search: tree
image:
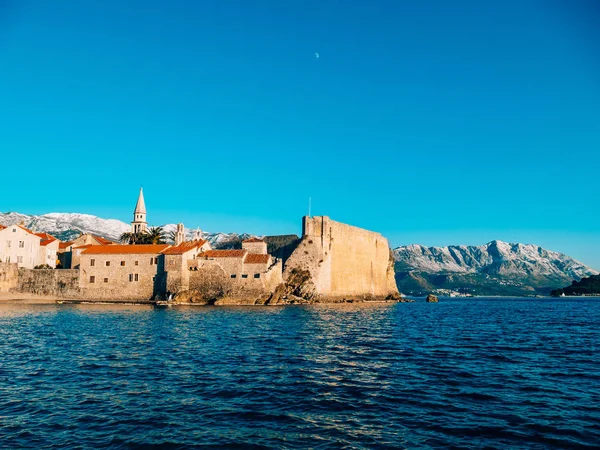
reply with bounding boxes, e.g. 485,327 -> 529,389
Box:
167,229 -> 178,244
145,227 -> 166,245
120,232 -> 139,244
120,227 -> 166,245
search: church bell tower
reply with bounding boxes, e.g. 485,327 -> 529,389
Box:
132,188 -> 148,234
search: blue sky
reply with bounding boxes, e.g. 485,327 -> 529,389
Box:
1,1 -> 599,267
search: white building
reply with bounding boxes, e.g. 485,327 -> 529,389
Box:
0,224 -> 42,269
36,232 -> 60,268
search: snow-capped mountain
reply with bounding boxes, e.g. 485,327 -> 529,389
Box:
393,241 -> 598,296
0,212 -> 255,248
0,212 -> 130,242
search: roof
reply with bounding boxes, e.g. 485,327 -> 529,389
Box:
17,225 -> 36,235
134,188 -> 146,214
201,249 -> 247,259
243,237 -> 265,243
82,244 -> 170,255
244,254 -> 270,264
36,232 -> 59,247
161,240 -> 208,255
72,244 -> 93,250
59,241 -> 73,250
92,235 -> 116,245
0,224 -> 36,234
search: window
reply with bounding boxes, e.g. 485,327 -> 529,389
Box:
231,274 -> 237,278
18,241 -> 24,248
135,261 -> 139,266
154,257 -> 158,265
129,274 -> 133,282
150,258 -> 154,265
103,278 -> 109,283
120,261 -> 125,266
254,273 -> 260,279
17,256 -> 23,263
6,256 -> 10,263
90,276 -> 95,283
90,259 -> 95,267
134,274 -> 139,282
241,274 -> 248,279
12,228 -> 16,232
106,261 -> 111,267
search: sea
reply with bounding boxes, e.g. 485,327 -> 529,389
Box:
0,297 -> 598,449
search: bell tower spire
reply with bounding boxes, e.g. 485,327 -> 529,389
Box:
131,187 -> 148,234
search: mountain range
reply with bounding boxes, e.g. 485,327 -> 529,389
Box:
393,241 -> 598,296
2,211 -> 597,296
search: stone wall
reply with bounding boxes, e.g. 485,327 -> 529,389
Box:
17,269 -> 80,297
242,241 -> 267,254
283,216 -> 399,301
181,259 -> 283,304
0,262 -> 18,292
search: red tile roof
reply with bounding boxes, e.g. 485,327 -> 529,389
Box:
81,244 -> 171,255
93,235 -> 116,245
36,232 -> 59,247
17,225 -> 36,235
0,224 -> 35,234
59,241 -> 73,250
243,237 -> 265,243
161,240 -> 208,255
201,249 -> 247,259
244,254 -> 270,264
73,244 -> 93,250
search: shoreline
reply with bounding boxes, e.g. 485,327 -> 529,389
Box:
1,293 -> 599,306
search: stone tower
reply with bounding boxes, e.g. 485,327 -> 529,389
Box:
131,188 -> 148,234
175,223 -> 185,245
193,228 -> 202,241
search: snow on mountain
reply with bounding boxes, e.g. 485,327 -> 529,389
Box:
0,212 -> 255,248
0,212 -> 130,242
160,223 -> 255,248
393,240 -> 598,281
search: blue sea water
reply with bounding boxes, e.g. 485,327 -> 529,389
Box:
0,298 -> 599,449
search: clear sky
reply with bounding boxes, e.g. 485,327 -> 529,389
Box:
1,1 -> 599,267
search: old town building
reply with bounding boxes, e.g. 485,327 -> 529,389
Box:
36,232 -> 60,268
0,224 -> 42,269
79,244 -> 170,300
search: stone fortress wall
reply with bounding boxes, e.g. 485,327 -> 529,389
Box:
184,258 -> 283,304
283,216 -> 399,301
16,268 -> 80,297
0,262 -> 18,292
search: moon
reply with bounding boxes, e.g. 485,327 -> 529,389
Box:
315,52 -> 319,59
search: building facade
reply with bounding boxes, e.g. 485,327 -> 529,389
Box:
36,232 -> 60,268
0,224 -> 42,269
79,244 -> 170,300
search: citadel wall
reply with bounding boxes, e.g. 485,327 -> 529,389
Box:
17,269 -> 80,297
0,262 -> 18,292
283,216 -> 398,300
183,258 -> 283,304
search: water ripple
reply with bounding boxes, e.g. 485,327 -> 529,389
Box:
0,298 -> 599,448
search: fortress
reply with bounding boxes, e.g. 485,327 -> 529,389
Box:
1,190 -> 399,304
283,216 -> 399,301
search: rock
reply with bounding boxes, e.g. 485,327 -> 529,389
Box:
426,294 -> 439,303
